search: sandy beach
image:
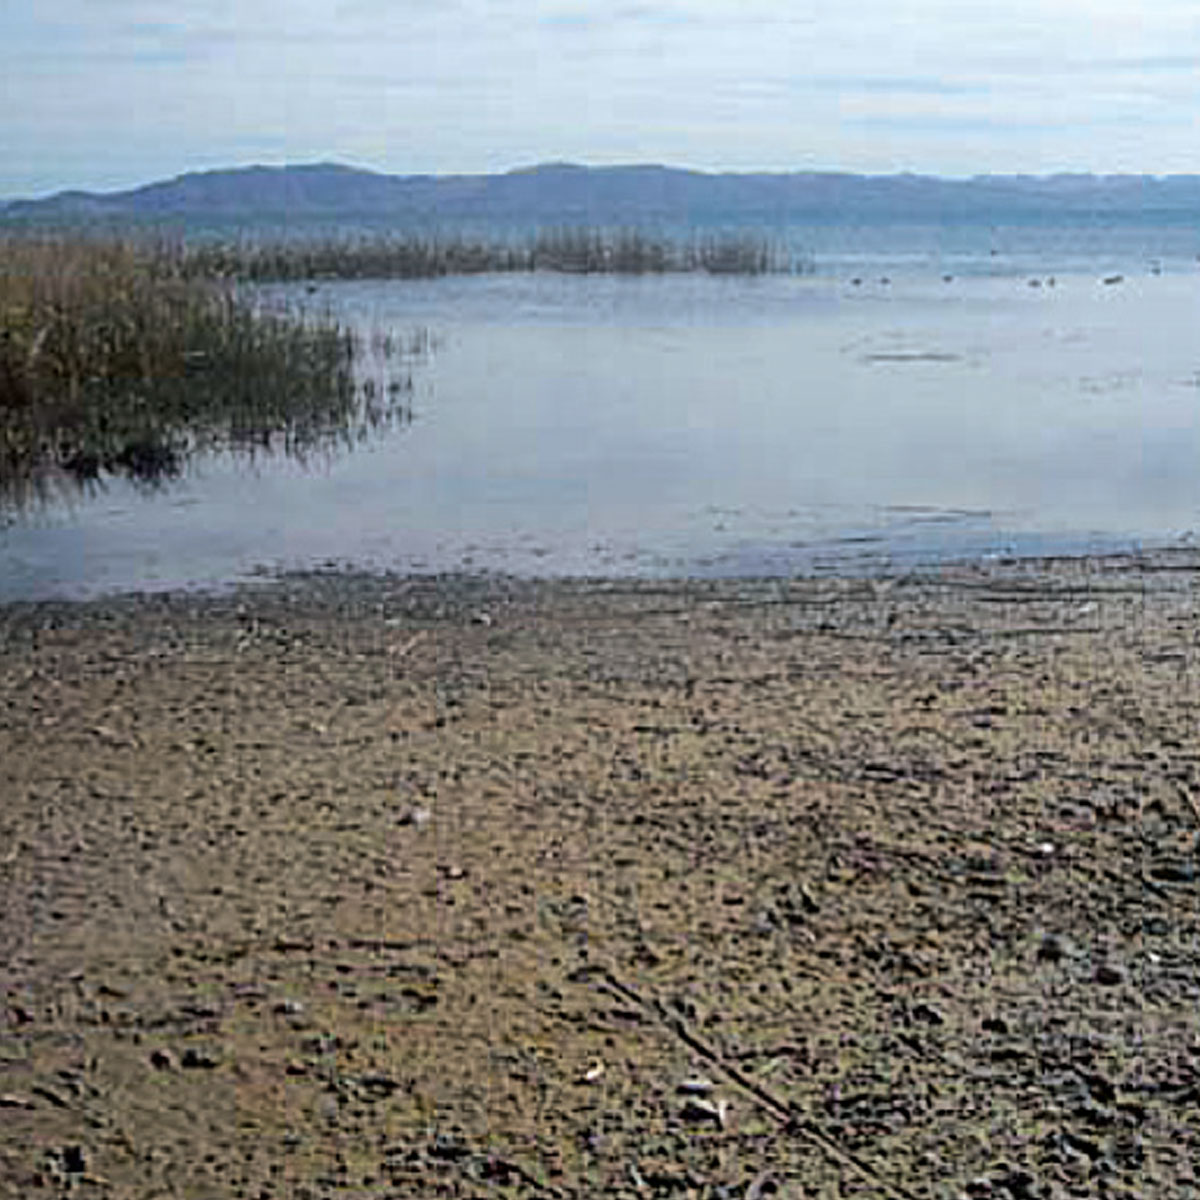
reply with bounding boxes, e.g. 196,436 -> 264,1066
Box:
2,554 -> 1199,1198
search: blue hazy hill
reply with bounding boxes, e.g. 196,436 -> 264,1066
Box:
6,162 -> 1200,227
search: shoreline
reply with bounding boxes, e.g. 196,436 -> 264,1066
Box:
3,551 -> 1199,1196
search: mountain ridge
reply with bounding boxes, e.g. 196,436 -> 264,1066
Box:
7,161 -> 1200,224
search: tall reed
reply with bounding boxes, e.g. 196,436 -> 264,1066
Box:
0,236 -> 408,503
180,228 -> 792,281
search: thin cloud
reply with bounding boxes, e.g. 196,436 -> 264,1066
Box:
5,0 -> 1200,194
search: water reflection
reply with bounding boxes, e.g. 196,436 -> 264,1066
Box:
0,321 -> 427,519
4,270 -> 1200,600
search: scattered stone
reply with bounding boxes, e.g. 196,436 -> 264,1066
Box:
680,1096 -> 729,1128
994,1167 -> 1038,1198
430,1133 -> 468,1161
1094,963 -> 1125,987
61,1145 -> 87,1174
180,1045 -> 222,1069
1037,933 -> 1073,963
357,1072 -> 400,1098
912,1002 -> 945,1026
676,1077 -> 716,1096
148,1048 -> 177,1071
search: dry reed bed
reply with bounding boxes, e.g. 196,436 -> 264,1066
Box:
0,237 -> 408,504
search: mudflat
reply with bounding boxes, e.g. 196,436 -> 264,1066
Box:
2,556 -> 1199,1199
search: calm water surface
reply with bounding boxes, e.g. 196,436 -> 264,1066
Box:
4,267 -> 1200,599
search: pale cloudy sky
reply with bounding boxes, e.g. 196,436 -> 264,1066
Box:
4,0 -> 1199,198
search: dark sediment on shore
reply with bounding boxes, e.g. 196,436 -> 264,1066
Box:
3,552 -> 1199,1198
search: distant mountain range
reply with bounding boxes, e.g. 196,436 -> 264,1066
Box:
6,162 -> 1200,226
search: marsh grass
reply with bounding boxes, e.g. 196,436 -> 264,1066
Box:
182,227 -> 793,281
0,236 -> 414,508
0,224 -> 788,509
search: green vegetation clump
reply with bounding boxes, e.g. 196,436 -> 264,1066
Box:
0,236 -> 409,506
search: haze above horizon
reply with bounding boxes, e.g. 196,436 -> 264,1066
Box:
6,0 -> 1199,199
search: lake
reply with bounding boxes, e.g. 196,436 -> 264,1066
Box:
3,244 -> 1200,599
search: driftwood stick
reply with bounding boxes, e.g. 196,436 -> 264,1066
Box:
592,967 -> 921,1200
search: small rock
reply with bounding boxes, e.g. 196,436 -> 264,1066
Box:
579,1061 -> 605,1084
680,1096 -> 729,1128
912,1002 -> 945,1026
0,1093 -> 35,1109
995,1169 -> 1037,1199
358,1072 -> 400,1097
752,909 -> 777,935
430,1133 -> 468,1161
148,1048 -> 177,1071
61,1146 -> 87,1174
676,1077 -> 716,1096
7,1003 -> 34,1025
398,806 -> 432,829
1037,933 -> 1073,963
273,999 -> 305,1016
180,1046 -> 222,1069
1094,963 -> 1124,987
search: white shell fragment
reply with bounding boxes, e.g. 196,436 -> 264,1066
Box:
680,1096 -> 729,1127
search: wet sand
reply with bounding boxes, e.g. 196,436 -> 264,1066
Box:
2,554 -> 1199,1198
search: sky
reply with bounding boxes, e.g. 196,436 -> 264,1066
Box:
4,0 -> 1199,199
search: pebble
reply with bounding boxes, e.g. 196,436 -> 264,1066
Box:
180,1045 -> 222,1069
912,1002 -> 946,1026
580,1061 -> 605,1084
680,1096 -> 729,1127
1037,933 -> 1074,963
148,1048 -> 177,1071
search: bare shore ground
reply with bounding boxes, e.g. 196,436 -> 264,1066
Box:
2,555 -> 1199,1199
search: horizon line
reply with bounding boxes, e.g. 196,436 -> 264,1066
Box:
7,159 -> 1200,205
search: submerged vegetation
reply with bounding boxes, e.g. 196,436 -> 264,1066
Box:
0,236 -> 415,509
